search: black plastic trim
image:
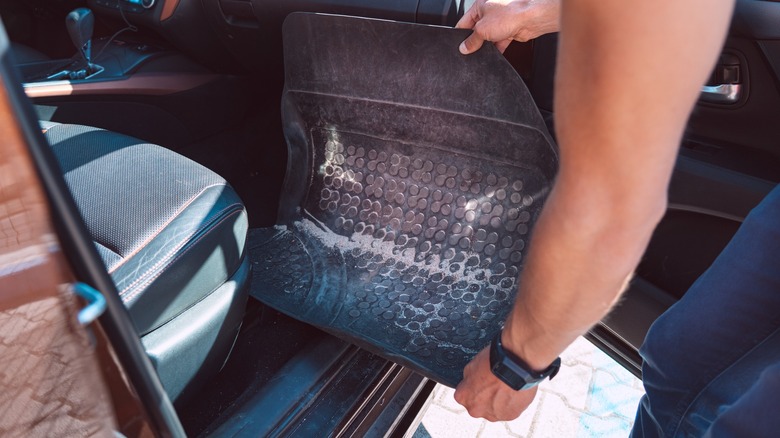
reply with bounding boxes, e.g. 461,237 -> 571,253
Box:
585,325 -> 642,379
205,331 -> 430,438
204,335 -> 355,436
337,365 -> 430,437
732,0 -> 780,40
668,154 -> 775,222
392,379 -> 437,438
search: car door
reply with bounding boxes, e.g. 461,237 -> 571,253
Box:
0,22 -> 186,437
579,0 -> 780,374
0,24 -> 119,436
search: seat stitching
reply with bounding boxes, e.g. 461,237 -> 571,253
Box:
47,125 -> 234,274
118,204 -> 244,302
41,123 -> 61,135
118,205 -> 245,302
49,126 -> 230,269
119,206 -> 244,304
107,183 -> 230,274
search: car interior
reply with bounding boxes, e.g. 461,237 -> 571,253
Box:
1,0 -> 778,436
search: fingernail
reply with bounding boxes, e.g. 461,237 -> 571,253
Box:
459,42 -> 468,55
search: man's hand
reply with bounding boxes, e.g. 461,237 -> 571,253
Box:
453,346 -> 538,421
455,0 -> 560,55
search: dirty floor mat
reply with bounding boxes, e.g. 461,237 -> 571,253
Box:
248,133 -> 549,386
247,13 -> 557,387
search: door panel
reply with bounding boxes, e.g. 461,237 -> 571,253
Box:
630,4 -> 780,308
687,37 -> 780,163
520,1 -> 780,374
0,25 -> 118,436
602,1 -> 780,372
0,20 -> 187,436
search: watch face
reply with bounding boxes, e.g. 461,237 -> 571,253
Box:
490,333 -> 536,390
491,361 -> 537,391
489,332 -> 560,391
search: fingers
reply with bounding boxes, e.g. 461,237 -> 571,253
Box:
460,31 -> 486,55
453,385 -> 465,405
455,5 -> 478,29
459,35 -> 512,55
454,347 -> 536,421
456,0 -> 481,54
496,39 -> 512,53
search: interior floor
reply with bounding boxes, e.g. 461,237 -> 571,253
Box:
176,299 -> 325,436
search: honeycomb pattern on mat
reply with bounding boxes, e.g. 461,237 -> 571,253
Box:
253,230 -> 313,299
310,131 -> 542,360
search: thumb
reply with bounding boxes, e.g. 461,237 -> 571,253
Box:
459,31 -> 485,55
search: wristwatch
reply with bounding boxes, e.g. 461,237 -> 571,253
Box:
489,331 -> 561,391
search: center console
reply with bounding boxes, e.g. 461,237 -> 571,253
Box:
20,36 -> 215,100
93,0 -> 157,14
20,37 -> 163,82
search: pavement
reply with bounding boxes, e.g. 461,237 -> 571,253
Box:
413,337 -> 644,438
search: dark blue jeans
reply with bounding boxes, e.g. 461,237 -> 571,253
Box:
631,184 -> 780,437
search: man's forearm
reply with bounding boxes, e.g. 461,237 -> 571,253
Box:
503,182 -> 662,369
501,0 -> 735,369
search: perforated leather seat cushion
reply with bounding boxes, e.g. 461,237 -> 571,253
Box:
46,123 -> 248,335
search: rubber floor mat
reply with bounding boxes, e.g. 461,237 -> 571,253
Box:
249,13 -> 558,387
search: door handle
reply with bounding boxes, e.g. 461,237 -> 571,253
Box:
700,83 -> 741,104
72,282 -> 106,326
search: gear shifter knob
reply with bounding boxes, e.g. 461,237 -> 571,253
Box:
66,8 -> 94,65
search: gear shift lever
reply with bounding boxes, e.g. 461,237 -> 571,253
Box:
66,8 -> 94,68
42,7 -> 103,81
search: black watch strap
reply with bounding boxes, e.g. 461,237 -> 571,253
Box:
489,331 -> 561,391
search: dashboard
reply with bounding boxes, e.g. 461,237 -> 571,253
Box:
92,0 -> 157,14
86,0 -> 460,73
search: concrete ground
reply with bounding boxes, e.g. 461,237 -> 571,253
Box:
413,337 -> 644,438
